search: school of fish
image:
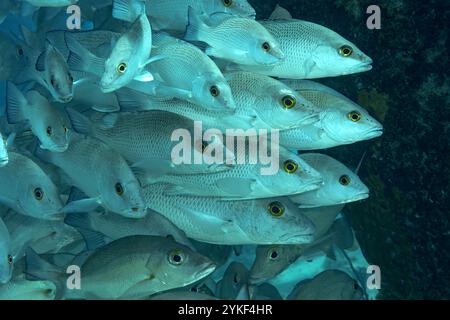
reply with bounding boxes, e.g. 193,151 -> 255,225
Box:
0,0 -> 383,300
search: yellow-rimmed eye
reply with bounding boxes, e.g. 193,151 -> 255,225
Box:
168,249 -> 185,266
339,45 -> 353,57
7,255 -> 13,265
34,188 -> 44,200
284,160 -> 298,174
115,182 -> 124,196
267,201 -> 285,217
262,42 -> 271,52
223,0 -> 233,7
339,175 -> 351,186
348,111 -> 362,122
267,247 -> 279,261
281,95 -> 296,109
210,85 -> 220,97
117,63 -> 127,74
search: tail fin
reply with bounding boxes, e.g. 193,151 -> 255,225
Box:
184,6 -> 209,42
113,0 -> 146,22
5,82 -> 27,124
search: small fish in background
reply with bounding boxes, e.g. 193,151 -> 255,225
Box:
144,184 -> 316,245
0,257 -> 56,300
232,5 -> 373,79
64,209 -> 194,250
278,80 -> 383,150
149,147 -> 322,200
190,240 -> 232,267
215,262 -> 249,300
0,152 -> 64,221
290,153 -> 369,208
225,71 -> 320,130
185,7 -> 284,66
0,32 -> 27,81
17,27 -> 75,103
147,32 -> 236,112
6,82 -> 70,152
34,132 -> 147,219
25,235 -> 217,299
147,0 -> 256,32
249,210 -> 354,284
287,270 -> 364,300
0,216 -> 13,284
2,210 -> 82,259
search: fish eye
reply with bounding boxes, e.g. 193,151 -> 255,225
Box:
267,201 -> 285,217
281,95 -> 296,109
284,160 -> 299,174
168,249 -> 185,266
117,63 -> 127,74
339,175 -> 351,186
115,182 -> 124,196
210,85 -> 220,97
46,126 -> 53,136
233,274 -> 239,283
262,42 -> 271,52
50,77 -> 55,86
353,282 -> 360,290
7,255 -> 13,265
268,248 -> 279,261
348,111 -> 362,122
17,47 -> 24,56
33,187 -> 44,200
223,0 -> 233,7
339,45 -> 353,57
63,126 -> 69,134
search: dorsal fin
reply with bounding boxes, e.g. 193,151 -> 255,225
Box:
269,5 -> 293,20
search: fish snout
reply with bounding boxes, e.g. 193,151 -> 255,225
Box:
60,94 -> 73,103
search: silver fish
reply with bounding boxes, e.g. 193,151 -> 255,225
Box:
0,152 -> 64,221
149,147 -> 322,200
143,184 -> 316,245
26,235 -> 216,299
290,154 -> 369,208
148,32 -> 236,111
66,109 -> 235,175
6,83 -> 70,152
216,262 -> 249,300
278,80 -> 383,150
287,270 -> 364,300
235,5 -> 373,79
185,8 -> 284,66
35,133 -> 146,218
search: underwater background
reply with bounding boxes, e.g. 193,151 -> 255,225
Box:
0,0 -> 448,300
246,0 -> 449,299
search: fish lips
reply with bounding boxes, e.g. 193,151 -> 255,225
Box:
194,262 -> 217,281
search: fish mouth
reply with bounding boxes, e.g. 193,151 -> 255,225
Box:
195,262 -> 217,280
60,95 -> 73,103
51,144 -> 69,153
278,232 -> 315,244
249,275 -> 269,285
297,112 -> 321,127
46,212 -> 66,221
347,192 -> 370,203
364,127 -> 384,139
297,178 -> 323,194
